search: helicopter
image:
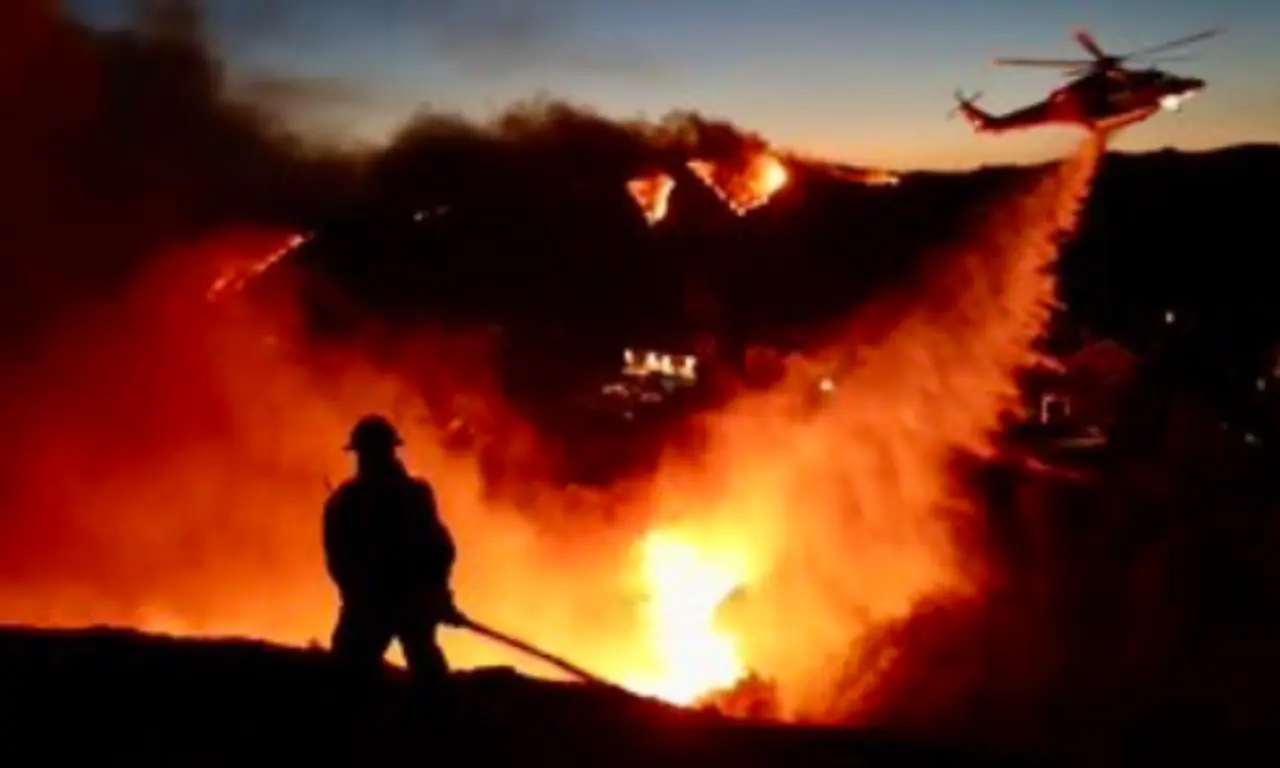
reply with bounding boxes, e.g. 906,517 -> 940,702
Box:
952,27 -> 1220,135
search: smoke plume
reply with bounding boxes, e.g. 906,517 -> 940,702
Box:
3,4 -> 1196,750
0,2 -> 351,344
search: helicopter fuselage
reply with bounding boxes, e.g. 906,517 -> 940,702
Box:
1047,68 -> 1206,128
955,25 -> 1218,136
956,67 -> 1206,134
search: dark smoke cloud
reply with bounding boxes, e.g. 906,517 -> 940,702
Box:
0,2 -> 361,604
2,0 -> 907,383
228,74 -> 373,113
308,95 -> 945,381
0,1 -> 352,346
371,98 -> 774,206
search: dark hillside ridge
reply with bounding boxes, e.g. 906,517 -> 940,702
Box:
0,625 -> 1021,765
274,143 -> 1280,358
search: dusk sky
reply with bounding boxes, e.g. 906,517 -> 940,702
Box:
68,0 -> 1279,169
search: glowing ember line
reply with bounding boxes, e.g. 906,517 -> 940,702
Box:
206,233 -> 310,302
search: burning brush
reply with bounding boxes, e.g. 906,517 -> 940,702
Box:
626,148 -> 899,225
686,152 -> 791,216
626,172 -> 677,226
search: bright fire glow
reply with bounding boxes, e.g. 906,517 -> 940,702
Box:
687,151 -> 791,215
626,172 -> 676,225
862,169 -> 901,187
624,530 -> 749,704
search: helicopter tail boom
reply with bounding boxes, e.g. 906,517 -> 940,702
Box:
951,89 -> 1062,134
950,90 -> 994,131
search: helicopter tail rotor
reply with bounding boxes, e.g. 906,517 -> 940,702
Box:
947,89 -> 984,121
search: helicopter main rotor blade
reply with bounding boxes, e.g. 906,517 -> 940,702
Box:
992,57 -> 1094,68
1120,27 -> 1223,59
1073,28 -> 1108,60
1142,53 -> 1199,65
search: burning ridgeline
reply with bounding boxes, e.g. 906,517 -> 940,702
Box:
627,147 -> 899,226
205,128 -> 899,306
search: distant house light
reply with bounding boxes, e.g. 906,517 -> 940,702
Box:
621,347 -> 698,382
601,382 -> 630,397
1164,310 -> 1176,325
1257,377 -> 1268,392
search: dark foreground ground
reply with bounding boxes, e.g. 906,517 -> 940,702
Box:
0,625 -> 1027,766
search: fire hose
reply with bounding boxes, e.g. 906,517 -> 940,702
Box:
452,612 -> 633,696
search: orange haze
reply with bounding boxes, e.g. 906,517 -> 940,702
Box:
0,137 -> 1102,722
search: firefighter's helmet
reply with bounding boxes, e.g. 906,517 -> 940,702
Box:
344,414 -> 404,453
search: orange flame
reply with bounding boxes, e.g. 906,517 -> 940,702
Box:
687,151 -> 791,215
626,172 -> 676,225
623,529 -> 752,703
859,169 -> 901,187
